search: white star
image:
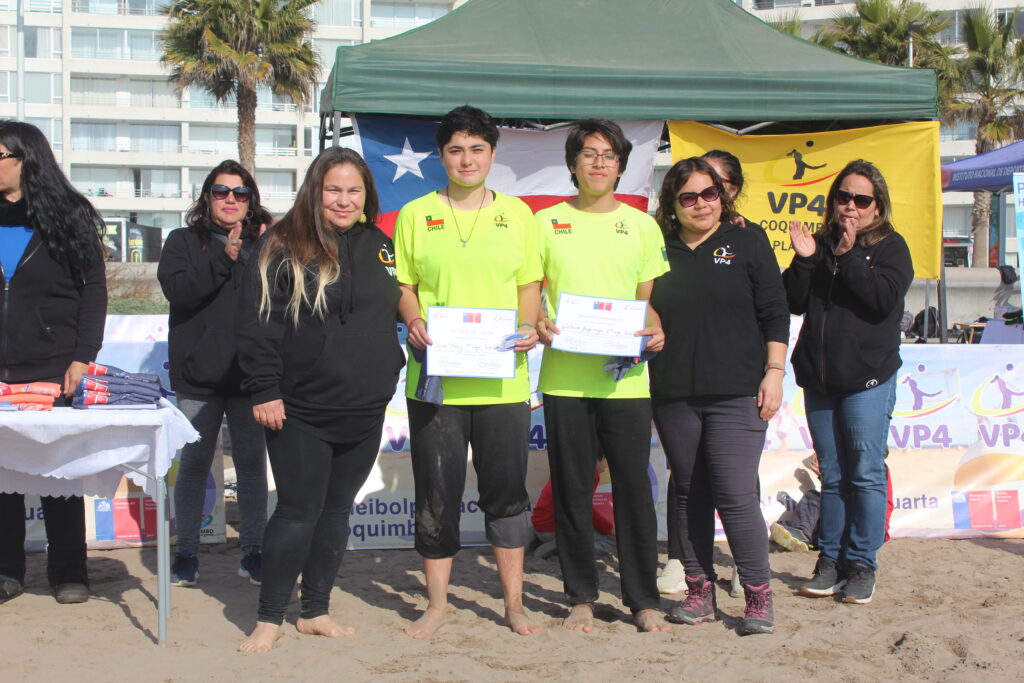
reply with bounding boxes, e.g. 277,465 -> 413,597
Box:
384,137 -> 431,181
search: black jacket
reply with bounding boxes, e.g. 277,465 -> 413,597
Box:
783,230 -> 913,395
0,198 -> 107,383
650,222 -> 790,398
158,225 -> 257,395
237,223 -> 405,433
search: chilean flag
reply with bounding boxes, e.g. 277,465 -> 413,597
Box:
352,115 -> 662,237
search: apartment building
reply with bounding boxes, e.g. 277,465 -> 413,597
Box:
0,0 -> 461,250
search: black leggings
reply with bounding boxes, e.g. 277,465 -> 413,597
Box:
257,416 -> 383,625
653,395 -> 770,586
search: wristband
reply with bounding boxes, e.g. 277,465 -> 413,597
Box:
518,322 -> 535,329
408,317 -> 424,328
765,362 -> 786,375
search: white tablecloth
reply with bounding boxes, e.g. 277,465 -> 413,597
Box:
0,399 -> 199,498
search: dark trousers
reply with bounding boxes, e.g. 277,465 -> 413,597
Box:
257,416 -> 383,625
0,376 -> 87,587
543,394 -> 660,612
407,399 -> 531,558
653,395 -> 771,586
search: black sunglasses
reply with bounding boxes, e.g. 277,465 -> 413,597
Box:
836,190 -> 875,210
0,152 -> 20,160
676,186 -> 721,208
210,184 -> 251,202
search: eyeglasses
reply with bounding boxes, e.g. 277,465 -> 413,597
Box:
0,152 -> 19,160
676,186 -> 721,208
836,190 -> 875,210
210,184 -> 251,202
578,149 -> 620,164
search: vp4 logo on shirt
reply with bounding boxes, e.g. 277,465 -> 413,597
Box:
713,245 -> 735,265
426,215 -> 445,231
494,213 -> 510,228
614,219 -> 630,235
550,218 -> 572,234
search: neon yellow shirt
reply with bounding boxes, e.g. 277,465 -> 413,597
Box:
536,201 -> 669,398
395,190 -> 542,405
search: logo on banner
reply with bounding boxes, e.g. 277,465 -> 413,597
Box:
896,365 -> 960,417
970,363 -> 1024,417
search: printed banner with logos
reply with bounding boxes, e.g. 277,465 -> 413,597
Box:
667,120 -> 942,280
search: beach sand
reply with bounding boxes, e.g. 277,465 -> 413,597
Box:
2,511 -> 1021,682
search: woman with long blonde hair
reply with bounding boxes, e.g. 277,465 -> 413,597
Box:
236,147 -> 405,653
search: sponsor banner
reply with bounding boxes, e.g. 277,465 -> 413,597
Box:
667,120 -> 942,280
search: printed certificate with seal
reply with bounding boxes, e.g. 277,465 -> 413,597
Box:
425,306 -> 518,379
550,292 -> 647,357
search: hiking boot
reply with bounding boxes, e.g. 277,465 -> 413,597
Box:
771,522 -> 812,553
798,557 -> 845,597
0,575 -> 24,604
842,562 -> 876,604
667,574 -> 717,625
657,559 -> 686,594
54,582 -> 89,604
239,547 -> 262,586
739,583 -> 774,635
171,552 -> 199,587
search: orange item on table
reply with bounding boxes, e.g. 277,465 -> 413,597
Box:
0,382 -> 62,397
0,393 -> 56,406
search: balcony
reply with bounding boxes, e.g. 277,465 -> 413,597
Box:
27,0 -> 61,13
71,0 -> 162,15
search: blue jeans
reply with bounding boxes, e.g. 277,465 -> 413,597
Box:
804,375 -> 896,570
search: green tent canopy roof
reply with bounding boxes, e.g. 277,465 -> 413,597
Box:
324,0 -> 938,122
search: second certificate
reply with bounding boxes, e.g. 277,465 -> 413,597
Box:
426,306 -> 518,379
551,292 -> 648,357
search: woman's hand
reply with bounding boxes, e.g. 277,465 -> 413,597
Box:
406,318 -> 432,350
636,327 -> 665,353
536,317 -> 560,346
789,220 -> 816,259
63,361 -> 89,397
224,225 -> 243,261
513,324 -> 539,353
834,216 -> 857,257
757,370 -> 784,422
253,399 -> 286,430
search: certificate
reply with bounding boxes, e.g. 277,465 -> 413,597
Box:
551,292 -> 647,357
426,306 -> 518,379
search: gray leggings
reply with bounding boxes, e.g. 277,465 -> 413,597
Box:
174,393 -> 267,555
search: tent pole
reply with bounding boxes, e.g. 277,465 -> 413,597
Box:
938,267 -> 949,343
997,191 -> 1008,266
333,112 -> 342,148
924,279 -> 931,340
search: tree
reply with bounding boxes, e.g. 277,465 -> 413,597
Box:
953,6 -> 1024,266
769,10 -> 805,38
160,0 -> 321,173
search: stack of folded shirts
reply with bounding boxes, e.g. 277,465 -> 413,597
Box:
72,363 -> 174,410
0,382 -> 62,411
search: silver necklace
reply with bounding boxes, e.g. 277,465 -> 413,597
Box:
445,187 -> 486,247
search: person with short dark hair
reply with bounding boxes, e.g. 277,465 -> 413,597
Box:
785,159 -> 913,606
0,120 -> 107,605
236,147 -> 405,653
395,105 -> 543,639
535,119 -> 670,633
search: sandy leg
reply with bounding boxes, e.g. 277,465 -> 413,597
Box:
237,622 -> 281,654
296,615 -> 355,638
634,609 -> 672,633
563,604 -> 594,632
404,556 -> 451,640
495,546 -> 541,636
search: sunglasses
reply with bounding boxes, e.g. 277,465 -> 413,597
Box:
0,152 -> 19,160
836,190 -> 875,210
676,186 -> 721,208
210,184 -> 251,202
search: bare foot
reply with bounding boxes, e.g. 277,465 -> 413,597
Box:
505,607 -> 542,636
634,609 -> 671,633
562,603 -> 594,632
238,622 -> 281,653
404,607 -> 446,639
296,615 -> 355,638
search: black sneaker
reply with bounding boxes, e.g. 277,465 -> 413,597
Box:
0,575 -> 24,604
798,557 -> 846,597
171,552 -> 199,587
842,562 -> 876,604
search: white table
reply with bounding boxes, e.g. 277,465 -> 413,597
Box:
0,399 -> 199,646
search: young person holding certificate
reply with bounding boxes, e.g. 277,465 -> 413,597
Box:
535,119 -> 670,633
394,106 -> 543,639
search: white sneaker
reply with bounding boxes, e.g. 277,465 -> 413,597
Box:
657,559 -> 686,594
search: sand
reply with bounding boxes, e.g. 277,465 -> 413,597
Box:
2,516 -> 1021,682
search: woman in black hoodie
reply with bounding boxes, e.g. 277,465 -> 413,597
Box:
0,120 -> 106,605
236,147 -> 404,653
784,160 -> 913,606
157,160 -> 272,588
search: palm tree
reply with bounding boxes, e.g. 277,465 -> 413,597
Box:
160,0 -> 321,172
953,6 -> 1024,266
769,10 -> 805,38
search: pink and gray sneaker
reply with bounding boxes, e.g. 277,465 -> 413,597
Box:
739,582 -> 774,635
667,574 -> 718,625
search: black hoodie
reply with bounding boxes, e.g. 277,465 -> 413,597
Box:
783,230 -> 913,395
237,223 -> 405,439
158,225 -> 258,395
0,198 -> 107,382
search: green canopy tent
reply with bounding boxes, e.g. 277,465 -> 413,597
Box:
320,0 -> 937,138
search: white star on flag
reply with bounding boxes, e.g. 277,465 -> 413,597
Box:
384,137 -> 431,181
